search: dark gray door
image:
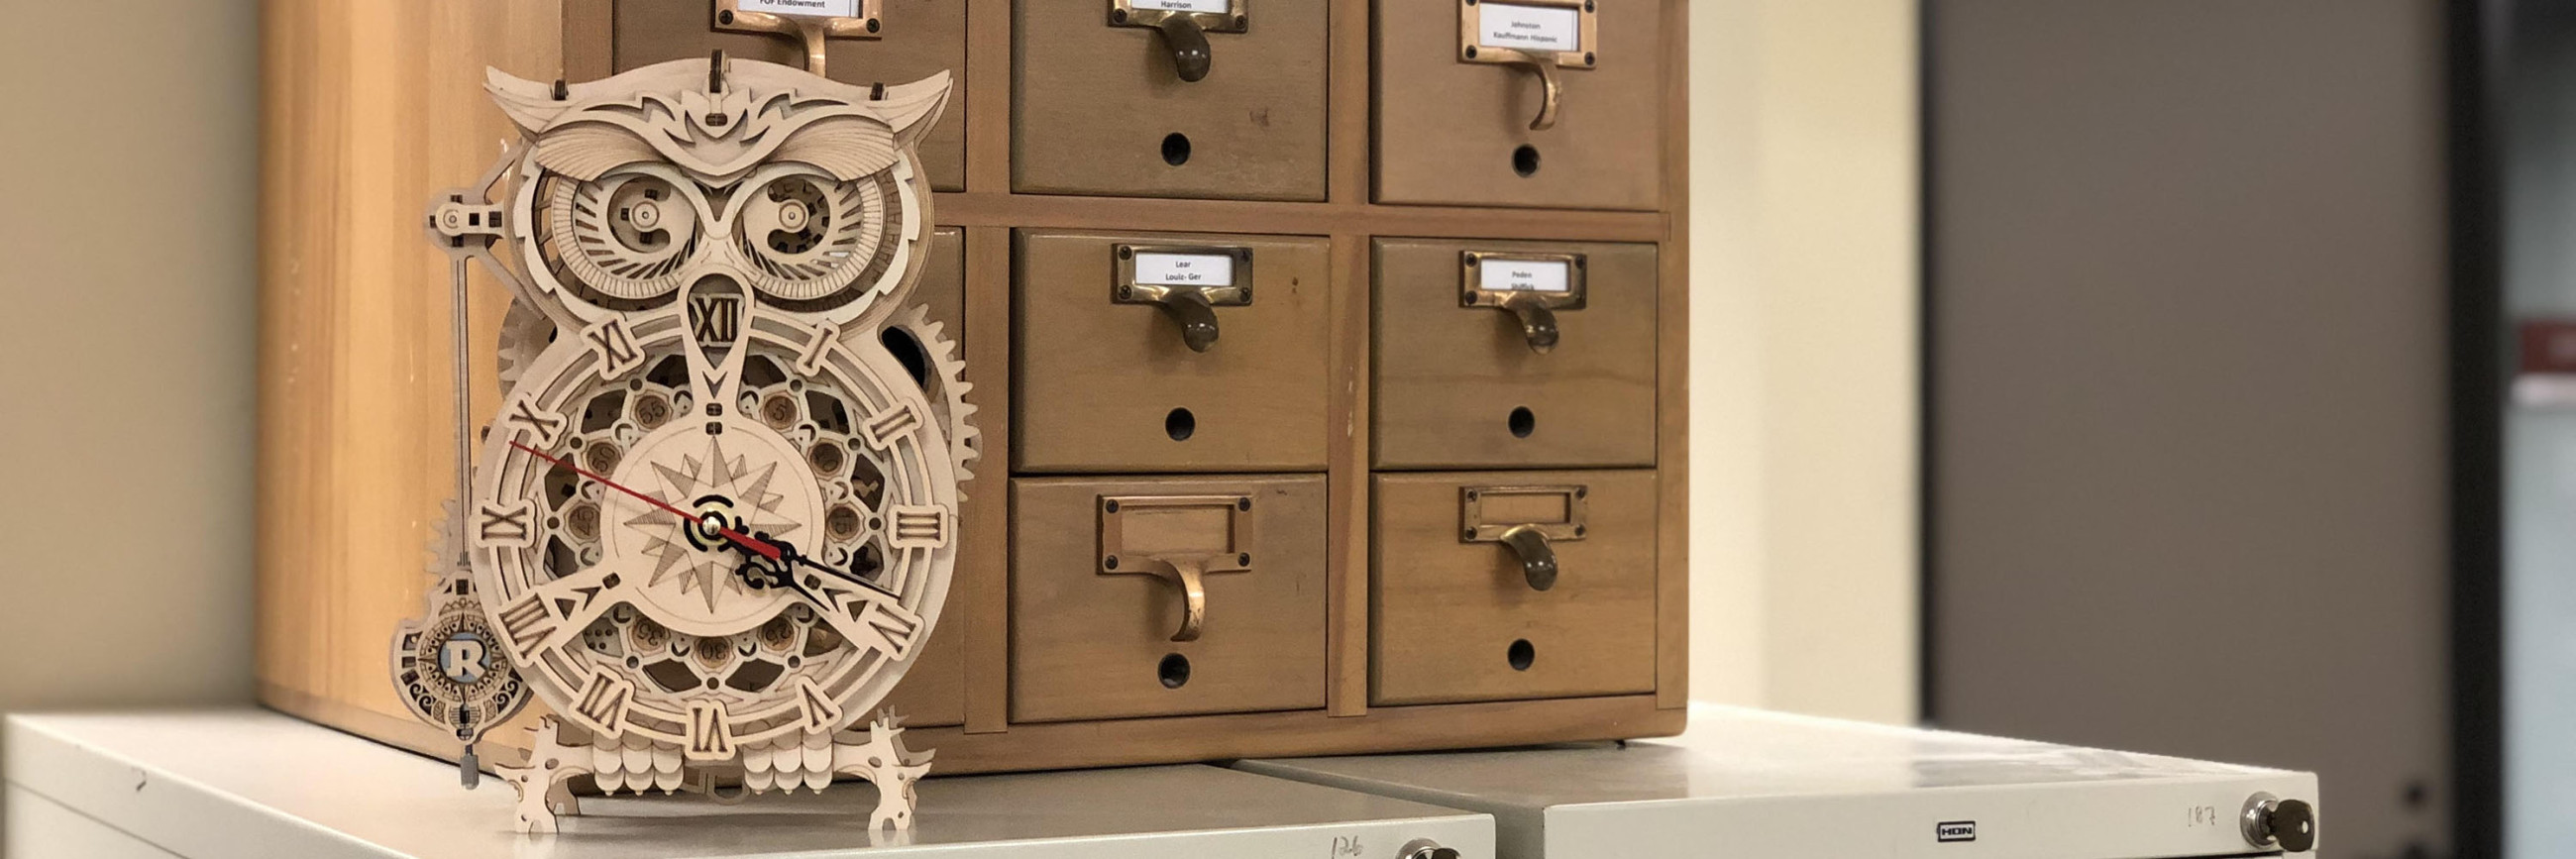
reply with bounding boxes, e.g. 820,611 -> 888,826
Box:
1926,3 -> 2453,857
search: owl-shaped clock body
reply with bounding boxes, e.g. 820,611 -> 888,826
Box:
418,55 -> 970,833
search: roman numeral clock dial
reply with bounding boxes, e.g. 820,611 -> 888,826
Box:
399,53 -> 969,833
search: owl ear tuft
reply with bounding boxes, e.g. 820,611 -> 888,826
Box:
871,70 -> 953,152
484,67 -> 579,137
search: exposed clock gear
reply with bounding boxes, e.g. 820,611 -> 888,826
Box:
883,303 -> 980,485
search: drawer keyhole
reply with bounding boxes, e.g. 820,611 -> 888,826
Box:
1512,144 -> 1542,177
1166,407 -> 1197,441
1162,133 -> 1193,166
1508,639 -> 1537,672
1508,406 -> 1537,438
1158,653 -> 1193,689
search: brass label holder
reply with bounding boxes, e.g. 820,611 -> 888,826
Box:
1116,243 -> 1254,353
714,0 -> 885,77
1461,251 -> 1586,354
1460,484 -> 1587,591
1112,0 -> 1249,83
1099,494 -> 1256,641
1456,0 -> 1597,131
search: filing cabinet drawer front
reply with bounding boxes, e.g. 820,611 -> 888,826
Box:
1015,230 -> 1334,472
876,226 -> 968,726
612,0 -> 969,190
1370,470 -> 1658,705
1012,0 -> 1329,200
1011,476 -> 1331,722
1371,0 -> 1665,209
1372,239 -> 1658,470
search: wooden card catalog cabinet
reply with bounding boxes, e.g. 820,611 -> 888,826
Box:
258,0 -> 1689,781
1373,0 -> 1664,209
608,0 -> 970,190
1013,0 -> 1330,200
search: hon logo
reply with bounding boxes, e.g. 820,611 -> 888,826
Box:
1936,820 -> 1978,843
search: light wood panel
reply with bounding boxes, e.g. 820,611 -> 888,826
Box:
259,0 -> 1692,773
257,0 -> 563,760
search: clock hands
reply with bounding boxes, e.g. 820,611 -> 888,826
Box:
506,439 -> 898,620
505,440 -> 783,561
733,535 -> 900,600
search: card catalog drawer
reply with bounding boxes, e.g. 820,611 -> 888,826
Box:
1372,0 -> 1664,209
1013,0 -> 1329,200
1371,470 -> 1658,705
1016,230 -> 1333,473
1372,238 -> 1657,470
612,0 -> 969,190
1012,476 -> 1330,722
874,226 -> 967,726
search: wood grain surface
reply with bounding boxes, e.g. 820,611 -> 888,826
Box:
1013,230 -> 1334,473
1009,475 -> 1330,722
1370,470 -> 1661,705
1011,0 -> 1329,200
1372,0 -> 1666,209
1372,238 -> 1661,470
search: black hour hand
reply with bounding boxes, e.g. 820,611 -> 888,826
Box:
752,538 -> 900,600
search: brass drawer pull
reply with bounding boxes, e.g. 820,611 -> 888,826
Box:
1112,1 -> 1249,84
1457,0 -> 1597,131
1461,252 -> 1586,354
1116,244 -> 1254,354
1100,494 -> 1257,641
1461,485 -> 1587,591
713,0 -> 886,78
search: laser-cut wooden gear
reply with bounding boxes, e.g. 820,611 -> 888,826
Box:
394,53 -> 965,834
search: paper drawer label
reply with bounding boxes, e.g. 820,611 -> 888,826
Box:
1478,258 -> 1572,293
1132,252 -> 1238,286
1477,3 -> 1581,52
736,0 -> 861,17
1132,0 -> 1231,12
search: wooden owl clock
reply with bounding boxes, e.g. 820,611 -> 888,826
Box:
389,52 -> 970,833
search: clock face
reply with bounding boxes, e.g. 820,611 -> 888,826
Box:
447,59 -> 965,757
473,307 -> 955,755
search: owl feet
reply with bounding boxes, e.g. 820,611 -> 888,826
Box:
495,713 -> 932,834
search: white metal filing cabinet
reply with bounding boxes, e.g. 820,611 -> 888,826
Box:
1237,704 -> 2321,859
3,710 -> 1490,858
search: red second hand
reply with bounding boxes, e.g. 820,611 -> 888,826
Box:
505,440 -> 782,561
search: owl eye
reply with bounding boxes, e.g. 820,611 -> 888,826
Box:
539,171 -> 703,306
731,169 -> 899,311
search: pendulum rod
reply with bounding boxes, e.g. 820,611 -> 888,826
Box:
448,255 -> 482,789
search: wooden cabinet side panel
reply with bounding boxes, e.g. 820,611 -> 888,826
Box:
257,0 -> 563,740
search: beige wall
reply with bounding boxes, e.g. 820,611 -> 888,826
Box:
0,0 -> 261,727
1688,0 -> 1920,724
